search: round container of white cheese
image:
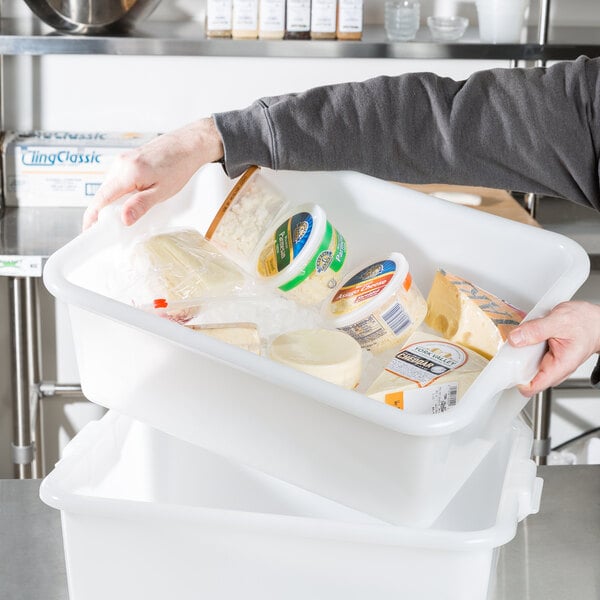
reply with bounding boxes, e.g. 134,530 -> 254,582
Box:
323,252 -> 427,353
254,203 -> 348,306
205,166 -> 290,269
269,328 -> 362,389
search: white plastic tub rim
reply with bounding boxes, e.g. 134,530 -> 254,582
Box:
40,411 -> 542,552
43,167 -> 590,439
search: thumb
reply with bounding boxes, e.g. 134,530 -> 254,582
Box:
120,187 -> 164,226
508,315 -> 556,348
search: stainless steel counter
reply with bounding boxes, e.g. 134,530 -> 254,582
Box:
1,466 -> 599,600
491,465 -> 600,599
0,479 -> 67,600
0,207 -> 84,276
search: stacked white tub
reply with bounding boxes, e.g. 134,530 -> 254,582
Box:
41,166 -> 589,598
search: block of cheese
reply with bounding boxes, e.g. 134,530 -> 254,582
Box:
425,269 -> 526,360
366,332 -> 489,414
269,329 -> 362,389
131,229 -> 245,309
187,322 -> 261,354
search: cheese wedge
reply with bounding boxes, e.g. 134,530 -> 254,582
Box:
187,322 -> 261,354
367,332 -> 489,414
425,269 -> 525,360
269,329 -> 362,389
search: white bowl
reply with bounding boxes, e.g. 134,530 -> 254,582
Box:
427,15 -> 469,41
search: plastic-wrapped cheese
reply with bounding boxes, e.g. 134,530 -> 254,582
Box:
129,229 -> 246,321
425,269 -> 526,360
187,323 -> 261,354
269,329 -> 362,389
366,331 -> 489,414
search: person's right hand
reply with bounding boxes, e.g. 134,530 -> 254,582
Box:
82,117 -> 224,230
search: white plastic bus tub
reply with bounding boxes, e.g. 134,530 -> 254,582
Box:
43,165 -> 588,526
40,412 -> 542,600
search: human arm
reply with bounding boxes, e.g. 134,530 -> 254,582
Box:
508,301 -> 600,396
214,55 -> 600,210
82,118 -> 223,229
84,56 -> 600,228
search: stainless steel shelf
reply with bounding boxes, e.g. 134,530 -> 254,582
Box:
1,18 -> 600,59
0,207 -> 84,276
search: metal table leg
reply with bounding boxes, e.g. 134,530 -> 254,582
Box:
532,389 -> 553,465
9,276 -> 34,479
524,0 -> 553,464
9,275 -> 83,479
25,276 -> 44,478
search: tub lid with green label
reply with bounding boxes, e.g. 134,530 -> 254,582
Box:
254,203 -> 330,288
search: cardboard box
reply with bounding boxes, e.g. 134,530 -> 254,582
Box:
3,131 -> 159,207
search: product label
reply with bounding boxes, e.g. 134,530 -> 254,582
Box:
338,0 -> 363,32
280,222 -> 346,291
233,0 -> 258,30
444,270 -> 526,339
207,0 -> 233,30
0,256 -> 43,277
385,340 -> 467,387
257,212 -> 347,291
257,212 -> 313,276
311,0 -> 337,32
385,382 -> 458,415
339,298 -> 412,349
4,132 -> 158,207
331,259 -> 411,316
259,0 -> 285,32
286,0 -> 311,32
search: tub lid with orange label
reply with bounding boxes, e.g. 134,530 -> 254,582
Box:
323,252 -> 413,326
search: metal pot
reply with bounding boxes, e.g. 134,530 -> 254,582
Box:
23,0 -> 163,34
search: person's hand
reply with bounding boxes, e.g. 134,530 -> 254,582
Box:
82,117 -> 224,230
508,301 -> 600,396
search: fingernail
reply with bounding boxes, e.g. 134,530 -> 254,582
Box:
509,329 -> 524,346
125,207 -> 138,224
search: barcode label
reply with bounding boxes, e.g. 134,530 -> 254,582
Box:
381,302 -> 411,335
447,384 -> 457,407
386,381 -> 459,415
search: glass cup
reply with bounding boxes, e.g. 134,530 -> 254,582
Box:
385,1 -> 420,42
475,0 -> 529,43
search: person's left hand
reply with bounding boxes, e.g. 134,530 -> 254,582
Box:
507,300 -> 600,397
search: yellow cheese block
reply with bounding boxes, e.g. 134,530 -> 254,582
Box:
366,331 -> 489,414
425,269 -> 526,360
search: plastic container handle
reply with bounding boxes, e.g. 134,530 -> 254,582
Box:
511,459 -> 544,522
497,341 -> 547,390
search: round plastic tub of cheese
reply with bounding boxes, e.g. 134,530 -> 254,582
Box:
269,328 -> 362,389
324,252 -> 427,353
254,203 -> 347,306
205,165 -> 289,269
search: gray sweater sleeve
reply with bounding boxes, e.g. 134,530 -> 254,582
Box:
213,56 -> 600,211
